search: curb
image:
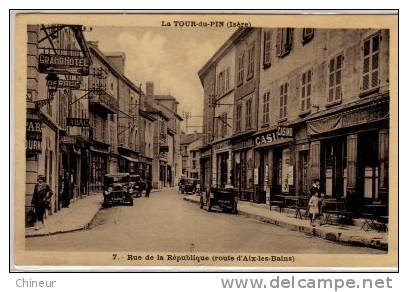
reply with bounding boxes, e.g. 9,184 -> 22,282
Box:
183,195 -> 387,251
25,201 -> 103,238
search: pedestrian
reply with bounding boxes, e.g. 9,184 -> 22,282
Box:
145,178 -> 152,198
310,179 -> 324,215
308,190 -> 320,226
31,175 -> 53,230
62,171 -> 71,208
195,181 -> 201,195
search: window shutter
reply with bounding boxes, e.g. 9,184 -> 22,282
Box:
276,28 -> 282,57
264,31 -> 271,65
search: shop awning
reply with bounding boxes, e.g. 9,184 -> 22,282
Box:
89,146 -> 109,155
119,155 -> 139,163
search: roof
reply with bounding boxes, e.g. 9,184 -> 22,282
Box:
198,28 -> 249,83
180,133 -> 203,145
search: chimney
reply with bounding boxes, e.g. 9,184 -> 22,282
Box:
105,52 -> 126,74
146,81 -> 154,96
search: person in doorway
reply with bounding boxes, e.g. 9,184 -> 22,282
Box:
145,178 -> 152,198
31,175 -> 53,230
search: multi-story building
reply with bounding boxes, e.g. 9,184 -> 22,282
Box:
255,28 -> 389,211
180,132 -> 203,179
199,27 -> 390,215
25,25 -> 92,224
87,42 -> 120,190
145,82 -> 183,188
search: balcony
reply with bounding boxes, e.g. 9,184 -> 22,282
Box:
89,91 -> 119,114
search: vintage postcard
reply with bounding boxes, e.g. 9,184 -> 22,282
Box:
11,11 -> 398,271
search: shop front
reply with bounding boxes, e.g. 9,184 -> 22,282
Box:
118,146 -> 139,174
306,97 -> 389,212
138,156 -> 153,181
89,143 -> 109,192
200,145 -> 212,192
253,126 -> 295,204
231,135 -> 254,201
212,139 -> 232,188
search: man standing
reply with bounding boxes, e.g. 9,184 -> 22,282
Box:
145,177 -> 152,198
62,171 -> 71,208
31,175 -> 53,230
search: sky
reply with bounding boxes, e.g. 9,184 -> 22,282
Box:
84,26 -> 233,133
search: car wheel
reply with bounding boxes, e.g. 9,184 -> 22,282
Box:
206,199 -> 212,212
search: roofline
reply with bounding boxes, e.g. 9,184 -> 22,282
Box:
88,43 -> 143,95
197,28 -> 249,83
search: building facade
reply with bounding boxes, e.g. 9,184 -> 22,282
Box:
26,25 -> 92,225
199,27 -> 390,215
181,132 -> 203,179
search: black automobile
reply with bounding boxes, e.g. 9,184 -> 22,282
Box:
129,174 -> 146,198
180,178 -> 199,194
200,186 -> 238,214
103,173 -> 133,207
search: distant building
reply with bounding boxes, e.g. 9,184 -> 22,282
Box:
180,132 -> 203,179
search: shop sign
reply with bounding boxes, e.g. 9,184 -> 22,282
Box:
26,119 -> 42,153
47,79 -> 81,89
254,168 -> 259,185
254,126 -> 294,146
232,138 -> 254,151
307,101 -> 388,136
281,148 -> 292,193
38,53 -> 90,76
213,140 -> 231,151
66,118 -> 90,127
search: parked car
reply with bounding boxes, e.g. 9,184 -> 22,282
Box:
103,173 -> 133,207
200,185 -> 238,214
180,178 -> 199,194
129,174 -> 146,197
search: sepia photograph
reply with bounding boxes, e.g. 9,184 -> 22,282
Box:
11,11 -> 398,270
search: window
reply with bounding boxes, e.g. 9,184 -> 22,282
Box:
192,160 -> 196,169
362,33 -> 380,93
247,43 -> 255,79
225,67 -> 230,91
193,151 -> 196,158
279,83 -> 288,119
221,112 -> 228,138
262,91 -> 270,125
301,69 -> 312,112
217,71 -> 224,96
328,54 -> 343,103
236,104 -> 242,132
302,28 -> 314,43
263,30 -> 272,67
276,28 -> 293,57
245,98 -> 252,129
238,52 -> 245,85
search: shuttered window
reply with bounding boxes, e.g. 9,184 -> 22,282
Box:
245,98 -> 252,129
262,91 -> 270,125
238,52 -> 245,85
279,83 -> 288,119
276,28 -> 293,57
362,33 -> 380,93
263,30 -> 272,66
302,28 -> 314,43
328,54 -> 343,103
301,69 -> 312,112
247,43 -> 255,79
236,104 -> 242,132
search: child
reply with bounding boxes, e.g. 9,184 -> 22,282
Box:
308,191 -> 320,226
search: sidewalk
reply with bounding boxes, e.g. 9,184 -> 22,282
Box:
26,193 -> 103,238
183,194 -> 388,250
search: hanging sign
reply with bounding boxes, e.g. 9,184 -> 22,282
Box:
38,53 -> 90,76
26,119 -> 42,153
46,79 -> 81,89
254,126 -> 293,146
66,118 -> 90,127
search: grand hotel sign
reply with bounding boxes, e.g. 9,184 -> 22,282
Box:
38,53 -> 90,76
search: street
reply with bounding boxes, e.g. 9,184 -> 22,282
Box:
26,188 -> 385,254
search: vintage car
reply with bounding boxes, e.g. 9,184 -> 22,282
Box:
200,186 -> 238,214
179,178 -> 199,194
103,173 -> 133,206
129,174 -> 146,197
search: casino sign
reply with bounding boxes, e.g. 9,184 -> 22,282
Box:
254,126 -> 294,146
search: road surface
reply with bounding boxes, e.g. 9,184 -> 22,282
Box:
26,188 -> 385,254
